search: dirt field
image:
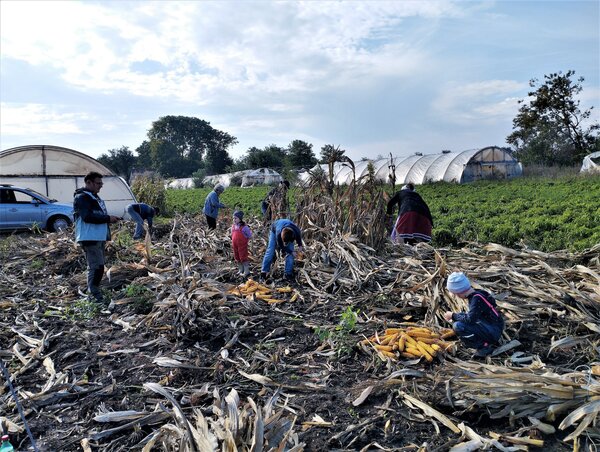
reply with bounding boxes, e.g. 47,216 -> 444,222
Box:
1,217 -> 598,451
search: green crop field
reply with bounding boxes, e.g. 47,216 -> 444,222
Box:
166,175 -> 600,252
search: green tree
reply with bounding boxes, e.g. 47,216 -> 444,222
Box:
286,140 -> 317,169
147,115 -> 237,175
320,144 -> 346,164
240,145 -> 287,169
97,146 -> 137,181
150,140 -> 190,178
135,140 -> 152,169
507,70 -> 599,166
204,146 -> 234,175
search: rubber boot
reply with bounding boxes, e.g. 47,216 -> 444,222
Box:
242,262 -> 250,277
237,263 -> 244,276
89,267 -> 105,303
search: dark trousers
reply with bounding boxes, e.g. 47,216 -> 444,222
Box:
81,241 -> 106,301
453,321 -> 501,349
206,215 -> 217,230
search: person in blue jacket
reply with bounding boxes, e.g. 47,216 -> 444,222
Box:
73,172 -> 121,303
203,183 -> 226,230
126,203 -> 159,240
444,272 -> 505,357
261,219 -> 304,281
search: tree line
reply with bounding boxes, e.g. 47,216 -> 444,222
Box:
99,70 -> 599,182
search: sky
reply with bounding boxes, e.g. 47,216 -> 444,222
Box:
1,1 -> 599,162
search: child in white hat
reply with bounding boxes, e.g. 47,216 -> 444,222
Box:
444,272 -> 504,358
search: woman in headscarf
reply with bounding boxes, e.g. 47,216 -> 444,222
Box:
386,183 -> 433,244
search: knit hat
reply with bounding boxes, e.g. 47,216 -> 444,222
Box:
214,183 -> 225,193
447,272 -> 471,294
233,210 -> 244,220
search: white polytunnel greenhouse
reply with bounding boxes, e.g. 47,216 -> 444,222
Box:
580,151 -> 600,174
0,145 -> 137,217
299,146 -> 523,185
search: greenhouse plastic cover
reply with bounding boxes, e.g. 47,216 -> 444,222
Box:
0,145 -> 136,217
300,147 -> 521,185
580,151 -> 600,173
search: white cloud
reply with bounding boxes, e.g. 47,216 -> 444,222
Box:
433,80 -> 526,123
0,103 -> 88,135
1,1 -> 457,102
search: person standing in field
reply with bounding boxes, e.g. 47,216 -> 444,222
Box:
231,210 -> 252,277
73,171 -> 121,303
203,183 -> 226,230
126,203 -> 159,240
261,180 -> 290,221
261,218 -> 303,282
443,272 -> 505,358
386,183 -> 433,244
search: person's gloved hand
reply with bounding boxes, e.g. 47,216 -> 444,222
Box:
443,311 -> 453,322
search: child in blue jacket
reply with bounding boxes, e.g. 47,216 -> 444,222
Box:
260,219 -> 303,281
444,272 -> 504,357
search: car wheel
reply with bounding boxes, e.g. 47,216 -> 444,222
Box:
49,215 -> 70,232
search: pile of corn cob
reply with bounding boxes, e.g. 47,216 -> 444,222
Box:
360,325 -> 456,362
227,279 -> 301,304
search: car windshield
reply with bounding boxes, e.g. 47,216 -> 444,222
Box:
25,189 -> 54,202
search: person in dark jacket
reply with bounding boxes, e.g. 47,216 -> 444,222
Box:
386,183 -> 433,244
260,218 -> 303,281
261,180 -> 290,220
73,172 -> 121,303
126,203 -> 159,240
443,272 -> 505,357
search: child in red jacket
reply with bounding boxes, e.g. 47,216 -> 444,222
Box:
231,210 -> 252,277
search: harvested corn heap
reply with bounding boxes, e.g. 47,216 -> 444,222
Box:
227,278 -> 301,304
359,325 -> 456,361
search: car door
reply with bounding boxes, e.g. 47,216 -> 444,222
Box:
4,189 -> 44,229
0,188 -> 18,229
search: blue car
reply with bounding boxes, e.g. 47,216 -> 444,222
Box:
0,184 -> 74,232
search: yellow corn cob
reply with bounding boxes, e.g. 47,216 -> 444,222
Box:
397,335 -> 406,352
383,333 -> 399,345
431,344 -> 441,352
417,340 -> 437,357
379,350 -> 397,360
414,337 -> 439,344
404,334 -> 418,347
407,327 -> 433,334
374,344 -> 394,352
401,351 -> 419,359
415,342 -> 434,362
384,328 -> 403,335
276,286 -> 293,293
441,330 -> 456,339
406,330 -> 437,339
405,346 -> 422,357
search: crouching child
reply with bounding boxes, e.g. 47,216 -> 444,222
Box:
443,272 -> 504,358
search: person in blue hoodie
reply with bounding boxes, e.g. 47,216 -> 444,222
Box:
203,183 -> 226,230
73,172 -> 121,303
261,219 -> 304,281
444,272 -> 505,358
126,203 -> 159,240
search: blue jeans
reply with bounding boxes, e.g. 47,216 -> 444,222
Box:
261,229 -> 294,275
127,205 -> 145,239
453,321 -> 501,349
